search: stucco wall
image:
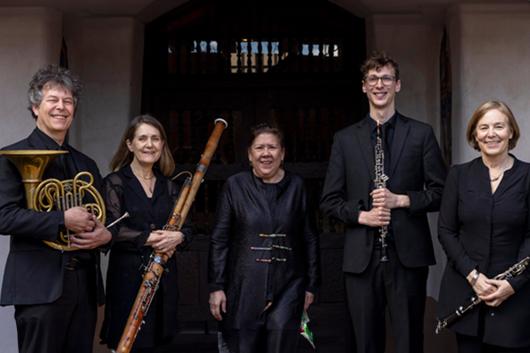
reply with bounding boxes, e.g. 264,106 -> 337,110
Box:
0,7 -> 63,353
367,13 -> 442,130
449,3 -> 530,165
65,16 -> 144,175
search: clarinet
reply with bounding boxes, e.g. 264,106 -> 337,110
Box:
373,123 -> 390,262
115,118 -> 228,353
435,256 -> 530,334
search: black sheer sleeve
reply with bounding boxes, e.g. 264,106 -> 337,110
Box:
104,173 -> 149,248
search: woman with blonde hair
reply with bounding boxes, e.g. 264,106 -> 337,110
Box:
437,101 -> 530,352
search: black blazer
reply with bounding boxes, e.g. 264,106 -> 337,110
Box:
0,128 -> 105,305
437,158 -> 530,347
320,113 -> 447,273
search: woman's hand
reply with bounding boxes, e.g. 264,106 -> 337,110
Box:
480,279 -> 515,307
209,290 -> 227,321
304,291 -> 315,311
146,230 -> 185,255
467,271 -> 496,298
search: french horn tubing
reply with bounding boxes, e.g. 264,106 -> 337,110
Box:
0,149 -> 106,251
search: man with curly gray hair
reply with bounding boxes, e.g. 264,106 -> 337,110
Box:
0,65 -> 111,353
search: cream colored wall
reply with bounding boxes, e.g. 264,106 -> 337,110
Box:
65,16 -> 144,176
449,3 -> 530,165
367,13 -> 442,130
0,8 -> 62,353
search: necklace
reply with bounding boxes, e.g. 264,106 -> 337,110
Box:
138,177 -> 155,194
131,164 -> 156,194
488,158 -> 512,182
490,174 -> 503,182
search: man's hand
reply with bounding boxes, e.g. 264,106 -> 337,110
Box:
64,206 -> 96,233
69,219 -> 112,249
358,207 -> 391,227
209,290 -> 227,321
371,188 -> 410,209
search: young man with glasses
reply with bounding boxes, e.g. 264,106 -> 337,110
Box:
320,52 -> 447,353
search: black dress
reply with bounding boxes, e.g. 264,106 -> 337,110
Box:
99,165 -> 191,350
208,170 -> 320,352
437,157 -> 530,348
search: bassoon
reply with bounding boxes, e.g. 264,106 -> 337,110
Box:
115,118 -> 228,353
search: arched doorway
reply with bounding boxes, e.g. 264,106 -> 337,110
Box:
141,0 -> 365,350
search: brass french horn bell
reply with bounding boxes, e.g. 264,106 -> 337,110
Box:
0,150 -> 106,251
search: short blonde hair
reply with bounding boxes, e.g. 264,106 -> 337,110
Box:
466,100 -> 520,151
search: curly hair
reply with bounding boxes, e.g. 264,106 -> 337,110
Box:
28,65 -> 82,119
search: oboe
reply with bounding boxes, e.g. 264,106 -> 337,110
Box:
115,118 -> 228,353
373,123 -> 389,262
435,256 -> 530,334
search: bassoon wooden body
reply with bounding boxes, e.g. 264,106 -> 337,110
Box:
115,118 -> 228,353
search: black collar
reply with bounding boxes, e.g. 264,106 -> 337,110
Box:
366,112 -> 397,133
31,127 -> 71,151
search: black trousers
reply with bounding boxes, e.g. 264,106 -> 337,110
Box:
456,334 -> 530,353
14,266 -> 97,353
344,245 -> 428,353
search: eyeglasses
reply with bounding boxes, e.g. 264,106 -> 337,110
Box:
364,75 -> 396,87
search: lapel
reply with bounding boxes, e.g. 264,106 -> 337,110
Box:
389,113 -> 410,178
353,118 -> 374,174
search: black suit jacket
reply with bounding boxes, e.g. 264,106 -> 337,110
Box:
320,113 -> 447,273
0,128 -> 105,305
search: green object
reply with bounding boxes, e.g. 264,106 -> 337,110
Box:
299,311 -> 316,349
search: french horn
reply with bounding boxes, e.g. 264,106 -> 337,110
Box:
0,150 -> 106,251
